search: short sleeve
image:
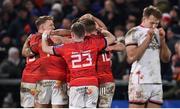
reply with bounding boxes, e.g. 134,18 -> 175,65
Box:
29,35 -> 39,54
53,44 -> 65,56
93,36 -> 107,51
125,27 -> 138,46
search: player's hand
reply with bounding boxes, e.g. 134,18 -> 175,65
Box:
42,30 -> 50,40
159,28 -> 165,42
44,30 -> 52,35
105,46 -> 111,51
49,30 -> 56,35
147,29 -> 154,40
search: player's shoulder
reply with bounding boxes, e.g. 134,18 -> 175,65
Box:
30,33 -> 40,37
29,34 -> 36,43
55,43 -> 74,50
30,33 -> 41,41
85,36 -> 103,46
125,26 -> 139,37
94,33 -> 104,38
85,34 -> 102,40
85,35 -> 94,39
54,43 -> 65,48
126,26 -> 148,37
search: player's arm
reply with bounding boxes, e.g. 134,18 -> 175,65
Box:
100,29 -> 116,46
49,29 -> 72,44
125,29 -> 154,64
159,28 -> 171,63
172,66 -> 180,74
106,41 -> 125,52
50,35 -> 73,44
42,32 -> 54,55
79,13 -> 107,30
50,29 -> 71,36
22,35 -> 34,57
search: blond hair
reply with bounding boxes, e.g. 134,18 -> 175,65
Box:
35,16 -> 54,29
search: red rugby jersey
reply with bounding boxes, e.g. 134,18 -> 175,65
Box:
21,34 -> 41,83
30,33 -> 67,81
86,34 -> 114,84
53,36 -> 107,86
21,56 -> 41,83
97,51 -> 114,84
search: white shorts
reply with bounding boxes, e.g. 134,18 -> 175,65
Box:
35,80 -> 68,105
20,82 -> 36,107
98,82 -> 115,108
128,83 -> 163,104
69,86 -> 98,108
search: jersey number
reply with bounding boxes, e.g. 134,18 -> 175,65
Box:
102,53 -> 110,62
71,53 -> 92,68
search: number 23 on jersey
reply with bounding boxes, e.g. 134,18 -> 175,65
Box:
71,50 -> 93,68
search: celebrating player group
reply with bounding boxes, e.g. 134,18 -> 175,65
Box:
20,5 -> 171,108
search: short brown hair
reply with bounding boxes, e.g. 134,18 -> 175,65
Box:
143,5 -> 162,19
80,19 -> 96,33
80,18 -> 96,33
71,22 -> 85,38
35,16 -> 54,29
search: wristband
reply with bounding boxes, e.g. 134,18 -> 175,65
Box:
42,32 -> 48,40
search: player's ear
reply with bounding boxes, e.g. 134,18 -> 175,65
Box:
142,17 -> 146,21
39,24 -> 44,30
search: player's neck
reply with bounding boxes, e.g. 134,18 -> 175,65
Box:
86,31 -> 97,36
86,33 -> 91,36
74,38 -> 84,42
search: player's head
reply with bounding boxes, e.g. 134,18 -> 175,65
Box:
35,16 -> 55,32
142,5 -> 162,28
71,22 -> 85,39
80,18 -> 96,34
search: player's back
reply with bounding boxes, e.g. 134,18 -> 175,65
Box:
97,51 -> 111,72
86,34 -> 114,84
54,36 -> 106,86
97,50 -> 114,84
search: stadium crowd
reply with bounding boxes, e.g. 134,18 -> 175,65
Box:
0,0 -> 180,107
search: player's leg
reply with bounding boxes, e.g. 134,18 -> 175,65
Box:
85,86 -> 99,108
147,84 -> 163,108
34,80 -> 52,108
146,101 -> 161,108
129,103 -> 146,108
69,86 -> 86,108
98,82 -> 115,108
34,102 -> 50,108
62,82 -> 69,108
51,105 -> 63,108
128,83 -> 150,108
51,80 -> 68,108
20,82 -> 36,108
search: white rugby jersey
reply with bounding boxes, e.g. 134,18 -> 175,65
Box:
125,25 -> 162,84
